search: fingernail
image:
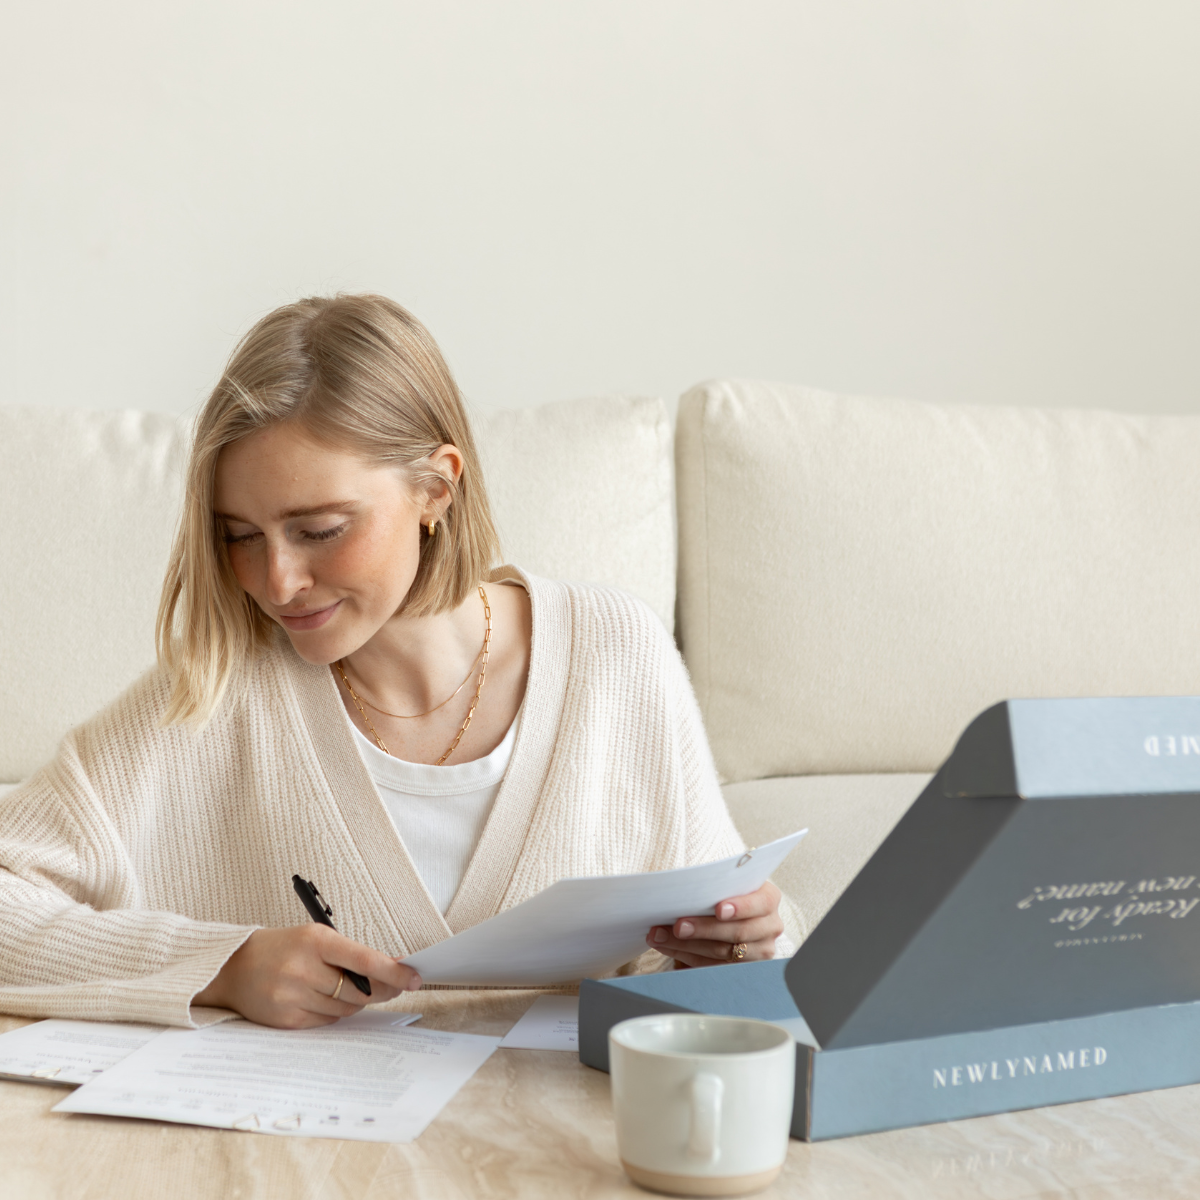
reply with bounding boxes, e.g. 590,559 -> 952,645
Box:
652,927 -> 668,944
408,975 -> 423,991
718,903 -> 735,921
678,921 -> 694,939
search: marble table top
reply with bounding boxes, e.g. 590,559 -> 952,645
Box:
3,993 -> 1200,1200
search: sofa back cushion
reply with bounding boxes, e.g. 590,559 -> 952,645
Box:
676,379 -> 1200,783
479,396 -> 675,634
0,396 -> 673,783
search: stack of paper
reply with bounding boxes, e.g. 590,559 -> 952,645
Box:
0,1019 -> 161,1084
499,995 -> 579,1050
52,1011 -> 494,1142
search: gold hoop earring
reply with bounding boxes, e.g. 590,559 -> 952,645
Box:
427,519 -> 437,536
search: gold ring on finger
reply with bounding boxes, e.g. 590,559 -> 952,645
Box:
731,942 -> 748,961
331,971 -> 346,1001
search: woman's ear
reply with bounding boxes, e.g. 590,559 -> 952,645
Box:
423,444 -> 465,523
428,444 -> 465,485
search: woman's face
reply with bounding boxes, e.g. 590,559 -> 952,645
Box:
213,422 -> 436,664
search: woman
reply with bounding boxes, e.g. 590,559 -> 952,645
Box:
0,295 -> 788,1030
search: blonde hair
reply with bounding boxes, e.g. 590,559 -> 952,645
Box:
157,294 -> 500,726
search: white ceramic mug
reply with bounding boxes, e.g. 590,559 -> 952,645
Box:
609,1013 -> 795,1197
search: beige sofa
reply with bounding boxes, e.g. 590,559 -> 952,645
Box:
4,381 -> 1199,940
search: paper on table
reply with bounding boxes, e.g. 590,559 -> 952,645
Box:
0,1019 -> 163,1085
499,996 -> 579,1051
54,1010 -> 496,1142
405,829 -> 807,986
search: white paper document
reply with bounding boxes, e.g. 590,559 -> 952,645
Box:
499,995 -> 579,1051
55,1010 -> 498,1142
0,1019 -> 163,1085
405,829 -> 807,986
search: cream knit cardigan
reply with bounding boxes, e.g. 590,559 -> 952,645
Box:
0,568 -> 755,1028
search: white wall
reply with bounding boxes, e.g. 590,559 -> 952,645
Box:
2,1 -> 1198,418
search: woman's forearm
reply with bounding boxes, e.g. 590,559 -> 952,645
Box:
0,868 -> 256,1027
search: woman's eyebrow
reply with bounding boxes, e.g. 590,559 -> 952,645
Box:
276,501 -> 360,520
213,501 -> 360,523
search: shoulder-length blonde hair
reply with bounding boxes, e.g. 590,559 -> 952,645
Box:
157,294 -> 500,726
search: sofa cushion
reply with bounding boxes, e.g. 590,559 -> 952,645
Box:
478,396 -> 675,633
722,773 -> 928,939
677,379 -> 1200,782
0,408 -> 187,787
0,396 -> 674,783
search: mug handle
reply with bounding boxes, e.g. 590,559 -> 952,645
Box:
687,1072 -> 724,1164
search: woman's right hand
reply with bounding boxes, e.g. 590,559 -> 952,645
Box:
194,926 -> 422,1028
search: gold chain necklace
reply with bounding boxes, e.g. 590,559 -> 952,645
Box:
339,648 -> 482,719
336,585 -> 492,767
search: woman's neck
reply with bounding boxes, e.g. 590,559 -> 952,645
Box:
339,588 -> 486,716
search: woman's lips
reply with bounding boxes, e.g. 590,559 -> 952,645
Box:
278,600 -> 342,632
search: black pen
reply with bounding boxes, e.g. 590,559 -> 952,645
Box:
291,875 -> 372,996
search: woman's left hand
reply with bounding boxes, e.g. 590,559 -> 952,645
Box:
647,880 -> 784,968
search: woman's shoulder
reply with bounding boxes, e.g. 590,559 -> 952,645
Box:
7,639 -> 311,821
66,637 -> 297,764
492,565 -> 672,651
16,662 -> 180,803
75,662 -> 175,741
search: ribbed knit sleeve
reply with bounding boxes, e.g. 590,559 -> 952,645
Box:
662,613 -> 800,955
662,630 -> 746,866
0,687 -> 255,1027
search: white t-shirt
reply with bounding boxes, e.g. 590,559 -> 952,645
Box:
351,717 -> 517,914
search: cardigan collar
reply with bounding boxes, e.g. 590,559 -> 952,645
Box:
283,565 -> 570,954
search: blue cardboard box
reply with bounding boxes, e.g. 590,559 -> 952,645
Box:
581,699 -> 1200,1139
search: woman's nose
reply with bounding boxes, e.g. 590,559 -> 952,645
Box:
265,542 -> 313,606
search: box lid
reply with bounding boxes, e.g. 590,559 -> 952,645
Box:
786,697 -> 1200,1050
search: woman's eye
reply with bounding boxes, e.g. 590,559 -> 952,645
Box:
305,524 -> 347,543
224,530 -> 262,546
